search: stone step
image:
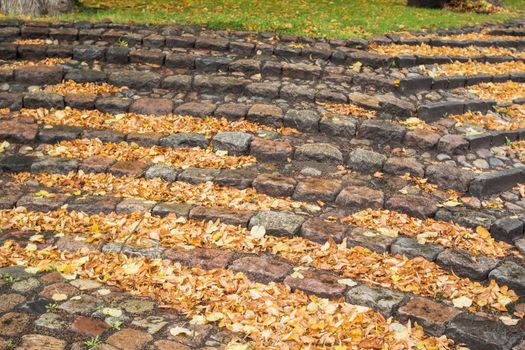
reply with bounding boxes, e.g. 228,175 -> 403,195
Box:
2,214 -> 523,349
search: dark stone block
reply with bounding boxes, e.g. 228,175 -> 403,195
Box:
469,168 -> 525,197
446,313 -> 523,350
418,101 -> 464,122
491,217 -> 524,243
0,155 -> 37,172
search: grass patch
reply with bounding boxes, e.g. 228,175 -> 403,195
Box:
18,0 -> 525,39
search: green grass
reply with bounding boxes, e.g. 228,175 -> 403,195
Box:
51,0 -> 525,39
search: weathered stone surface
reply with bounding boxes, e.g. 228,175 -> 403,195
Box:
446,313 -> 523,350
347,149 -> 386,173
116,198 -> 157,214
250,138 -> 293,162
0,119 -> 38,142
335,186 -> 384,210
120,299 -> 155,314
0,312 -> 30,336
17,193 -> 69,212
438,134 -> 469,155
163,247 -> 233,269
383,157 -> 425,177
391,237 -> 444,261
108,70 -> 161,90
0,155 -> 38,172
301,218 -> 347,244
385,195 -> 438,218
294,143 -> 343,164
31,157 -> 78,174
0,293 -> 25,313
95,97 -> 131,114
189,206 -> 253,226
230,255 -> 292,283
405,129 -> 441,149
109,160 -> 148,177
470,168 -> 525,198
293,178 -> 341,202
489,261 -> 525,296
80,156 -> 115,173
346,284 -> 406,317
107,328 -> 153,350
358,120 -> 405,144
437,249 -> 499,280
212,131 -> 253,155
38,125 -> 82,143
284,269 -> 346,298
426,164 -> 474,192
246,104 -> 283,127
347,227 -> 396,253
215,168 -> 256,189
249,211 -> 305,237
15,66 -> 63,85
129,98 -> 174,116
319,115 -> 357,138
24,92 -> 64,109
67,196 -> 121,214
12,277 -> 40,293
40,282 -> 77,299
175,101 -> 216,117
283,109 -> 320,132
491,217 -> 524,243
17,334 -> 66,350
178,168 -> 220,184
160,133 -> 208,149
71,316 -> 110,336
397,297 -> 461,336
253,173 -> 297,197
152,202 -> 192,218
145,164 -> 179,182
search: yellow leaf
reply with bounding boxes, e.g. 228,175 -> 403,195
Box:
452,296 -> 472,308
169,326 -> 193,337
51,293 -> 68,301
476,226 -> 491,239
25,243 -> 37,251
102,307 -> 122,317
206,312 -> 224,322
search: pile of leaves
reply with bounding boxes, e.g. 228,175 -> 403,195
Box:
0,207 -> 519,315
0,58 -> 69,69
11,171 -> 305,211
421,61 -> 525,78
370,43 -> 523,58
505,140 -> 525,162
19,107 -> 292,136
38,139 -> 256,169
44,81 -> 123,96
15,39 -> 48,45
467,81 -> 525,103
400,31 -> 519,41
343,209 -> 513,257
0,240 -> 456,349
450,106 -> 525,131
444,0 -> 502,14
316,102 -> 377,119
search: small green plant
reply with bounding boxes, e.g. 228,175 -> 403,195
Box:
116,38 -> 129,47
434,291 -> 444,301
506,301 -> 516,314
84,336 -> 102,349
111,320 -> 123,330
45,303 -> 58,313
505,137 -> 515,147
1,274 -> 18,283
